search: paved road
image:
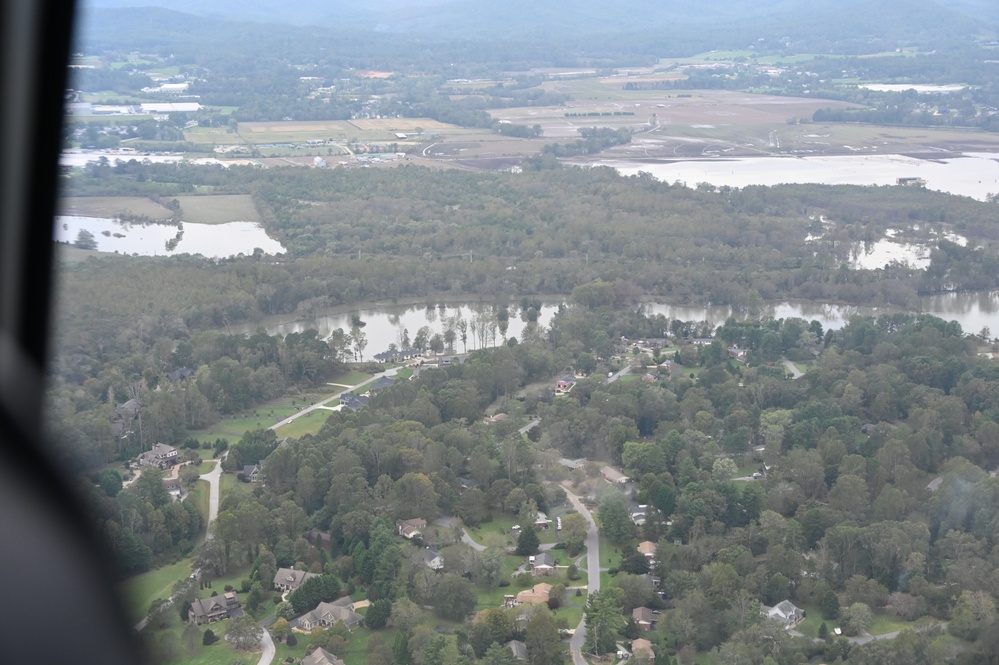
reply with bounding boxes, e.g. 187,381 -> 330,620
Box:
605,365 -> 633,384
519,419 -> 540,435
563,485 -> 599,665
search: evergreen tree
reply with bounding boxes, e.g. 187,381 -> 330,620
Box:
516,523 -> 540,556
584,588 -> 626,655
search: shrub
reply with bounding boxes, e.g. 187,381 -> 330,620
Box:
224,585 -> 234,593
202,629 -> 218,645
286,634 -> 297,648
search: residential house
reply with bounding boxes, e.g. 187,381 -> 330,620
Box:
631,638 -> 655,660
163,477 -> 182,500
534,512 -> 552,530
516,583 -> 552,605
631,509 -> 647,526
339,393 -> 368,411
115,399 -> 140,420
530,552 -> 555,576
367,376 -> 396,393
290,598 -> 364,632
557,458 -> 587,471
690,338 -> 714,346
640,573 -> 661,590
728,347 -> 748,363
641,372 -> 661,384
396,518 -> 427,539
506,640 -> 528,661
138,443 -> 179,469
166,367 -> 194,381
242,462 -> 261,482
424,547 -> 444,571
484,412 -> 509,424
600,466 -> 629,484
372,349 -> 418,363
188,592 -> 242,625
761,600 -> 804,628
632,606 -> 657,631
273,568 -> 319,593
457,477 -> 479,491
302,647 -> 346,665
637,541 -> 657,563
555,375 -> 576,394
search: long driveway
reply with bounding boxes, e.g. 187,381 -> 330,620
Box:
269,367 -> 403,431
433,517 -> 487,552
563,485 -> 599,665
200,459 -> 223,534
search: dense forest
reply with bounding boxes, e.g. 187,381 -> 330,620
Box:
80,298 -> 999,663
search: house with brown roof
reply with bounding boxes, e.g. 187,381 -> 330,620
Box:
632,606 -> 657,631
290,598 -> 363,632
302,647 -> 346,665
516,582 -> 552,605
637,541 -> 657,563
600,466 -> 629,484
396,518 -> 427,539
273,568 -> 319,593
188,592 -> 242,625
631,638 -> 655,660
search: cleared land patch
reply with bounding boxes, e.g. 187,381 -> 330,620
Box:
347,118 -> 457,131
173,194 -> 261,224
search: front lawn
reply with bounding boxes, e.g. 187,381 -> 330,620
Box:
120,558 -> 194,624
274,407 -> 333,439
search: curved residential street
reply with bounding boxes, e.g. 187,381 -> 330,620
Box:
257,626 -> 276,665
564,485 -> 599,665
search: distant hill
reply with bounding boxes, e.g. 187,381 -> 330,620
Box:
78,0 -> 993,57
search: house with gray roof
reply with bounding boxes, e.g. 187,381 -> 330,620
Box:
530,552 -> 555,576
138,443 -> 178,469
273,567 -> 319,592
290,598 -> 363,632
506,640 -> 528,661
761,599 -> 804,628
424,547 -> 443,571
302,647 -> 346,665
188,592 -> 242,625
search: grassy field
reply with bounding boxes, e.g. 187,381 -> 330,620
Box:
330,370 -> 375,386
58,195 -> 174,219
120,558 -> 194,623
220,472 -> 255,500
173,194 -> 261,224
234,118 -> 462,144
273,407 -> 336,439
58,194 -> 262,225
